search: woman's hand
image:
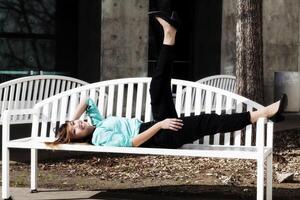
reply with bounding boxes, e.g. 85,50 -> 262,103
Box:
159,118 -> 183,131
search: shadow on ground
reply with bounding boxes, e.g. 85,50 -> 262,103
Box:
47,185 -> 299,200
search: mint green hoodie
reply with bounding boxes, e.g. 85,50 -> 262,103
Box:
85,98 -> 142,147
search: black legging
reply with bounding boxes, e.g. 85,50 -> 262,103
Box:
140,45 -> 251,148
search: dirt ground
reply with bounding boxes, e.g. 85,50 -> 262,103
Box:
2,129 -> 300,199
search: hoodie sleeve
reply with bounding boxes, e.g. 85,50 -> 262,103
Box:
85,98 -> 103,126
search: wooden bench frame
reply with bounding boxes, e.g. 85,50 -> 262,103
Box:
2,77 -> 273,200
0,75 -> 88,125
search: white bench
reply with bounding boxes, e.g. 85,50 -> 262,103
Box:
2,77 -> 273,200
0,75 -> 88,125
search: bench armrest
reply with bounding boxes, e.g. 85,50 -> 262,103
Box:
2,109 -> 37,144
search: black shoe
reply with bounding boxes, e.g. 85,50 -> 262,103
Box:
148,11 -> 181,30
269,94 -> 288,123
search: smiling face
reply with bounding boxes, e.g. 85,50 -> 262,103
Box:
66,120 -> 95,141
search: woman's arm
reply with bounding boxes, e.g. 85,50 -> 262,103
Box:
132,118 -> 183,147
70,98 -> 88,121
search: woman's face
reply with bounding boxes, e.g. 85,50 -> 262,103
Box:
67,120 -> 93,141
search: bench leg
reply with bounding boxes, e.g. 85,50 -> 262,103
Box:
257,156 -> 264,200
30,149 -> 38,193
266,154 -> 273,200
2,146 -> 11,200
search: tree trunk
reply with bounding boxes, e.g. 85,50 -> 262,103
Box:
236,0 -> 264,104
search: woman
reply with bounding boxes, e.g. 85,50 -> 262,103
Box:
50,11 -> 287,148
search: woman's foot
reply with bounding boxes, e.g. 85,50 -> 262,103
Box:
149,11 -> 179,45
156,17 -> 177,45
268,94 -> 288,122
149,11 -> 180,30
250,94 -> 288,123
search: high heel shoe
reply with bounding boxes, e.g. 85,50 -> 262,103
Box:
148,11 -> 181,30
269,93 -> 288,123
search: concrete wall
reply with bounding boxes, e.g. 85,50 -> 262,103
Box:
221,0 -> 300,105
100,0 -> 149,80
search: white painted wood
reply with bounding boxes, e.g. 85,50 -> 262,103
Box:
126,83 -> 134,118
245,105 -> 253,146
175,85 -> 183,115
267,121 -> 274,148
2,77 -> 273,200
256,118 -> 265,200
20,82 -> 27,111
213,93 -> 222,145
1,87 -> 9,114
116,84 -> 124,117
49,80 -> 56,97
69,93 -> 79,119
107,85 -> 115,116
30,149 -> 38,191
224,97 -> 233,146
184,86 -> 192,116
41,104 -> 49,139
144,83 -> 152,122
50,100 -> 58,139
135,83 -> 143,120
8,85 -> 15,111
44,79 -> 51,99
98,86 -> 106,116
194,88 -> 202,115
59,96 -> 68,124
38,80 -> 45,102
234,100 -> 243,146
203,91 -> 212,145
266,154 -> 273,200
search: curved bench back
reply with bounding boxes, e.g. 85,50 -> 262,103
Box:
0,75 -> 88,124
197,75 -> 236,92
32,77 -> 267,147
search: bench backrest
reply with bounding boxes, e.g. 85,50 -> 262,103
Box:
197,75 -> 236,92
32,77 -> 270,147
0,75 -> 88,124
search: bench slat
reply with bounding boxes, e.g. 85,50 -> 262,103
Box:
107,85 -> 115,116
41,104 -> 49,138
175,85 -> 182,115
50,100 -> 58,139
44,79 -> 50,99
184,86 -> 192,116
116,84 -> 124,117
126,83 -> 134,118
213,93 -> 222,145
224,96 -> 232,146
135,83 -> 143,120
245,105 -> 253,146
144,83 -> 151,122
98,86 -> 106,116
59,96 -> 68,124
38,80 -> 45,102
234,100 -> 243,146
203,91 -> 212,145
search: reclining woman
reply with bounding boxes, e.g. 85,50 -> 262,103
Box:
50,11 -> 287,148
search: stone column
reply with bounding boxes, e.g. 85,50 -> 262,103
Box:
101,0 -> 149,80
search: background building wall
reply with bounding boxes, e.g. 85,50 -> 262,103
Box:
100,0 -> 149,80
221,0 -> 300,105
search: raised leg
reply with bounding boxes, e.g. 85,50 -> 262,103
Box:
266,154 -> 273,200
30,149 -> 38,193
